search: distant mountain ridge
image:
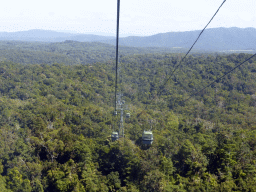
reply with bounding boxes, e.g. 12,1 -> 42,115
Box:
100,27 -> 256,51
0,28 -> 256,52
0,29 -> 115,42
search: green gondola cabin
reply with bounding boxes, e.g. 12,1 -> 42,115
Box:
111,132 -> 119,141
142,131 -> 153,145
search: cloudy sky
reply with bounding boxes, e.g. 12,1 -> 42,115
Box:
0,0 -> 255,36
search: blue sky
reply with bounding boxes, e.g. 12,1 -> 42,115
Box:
0,0 -> 255,36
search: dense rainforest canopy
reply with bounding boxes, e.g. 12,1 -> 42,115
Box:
0,41 -> 190,66
0,51 -> 256,191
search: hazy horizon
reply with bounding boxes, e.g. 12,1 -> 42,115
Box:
0,26 -> 255,38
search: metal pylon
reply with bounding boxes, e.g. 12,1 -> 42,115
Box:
116,93 -> 128,138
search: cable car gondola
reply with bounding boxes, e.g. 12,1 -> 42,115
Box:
142,131 -> 153,145
111,132 -> 119,141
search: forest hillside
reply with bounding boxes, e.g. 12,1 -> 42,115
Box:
0,41 -> 188,65
0,52 -> 256,191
